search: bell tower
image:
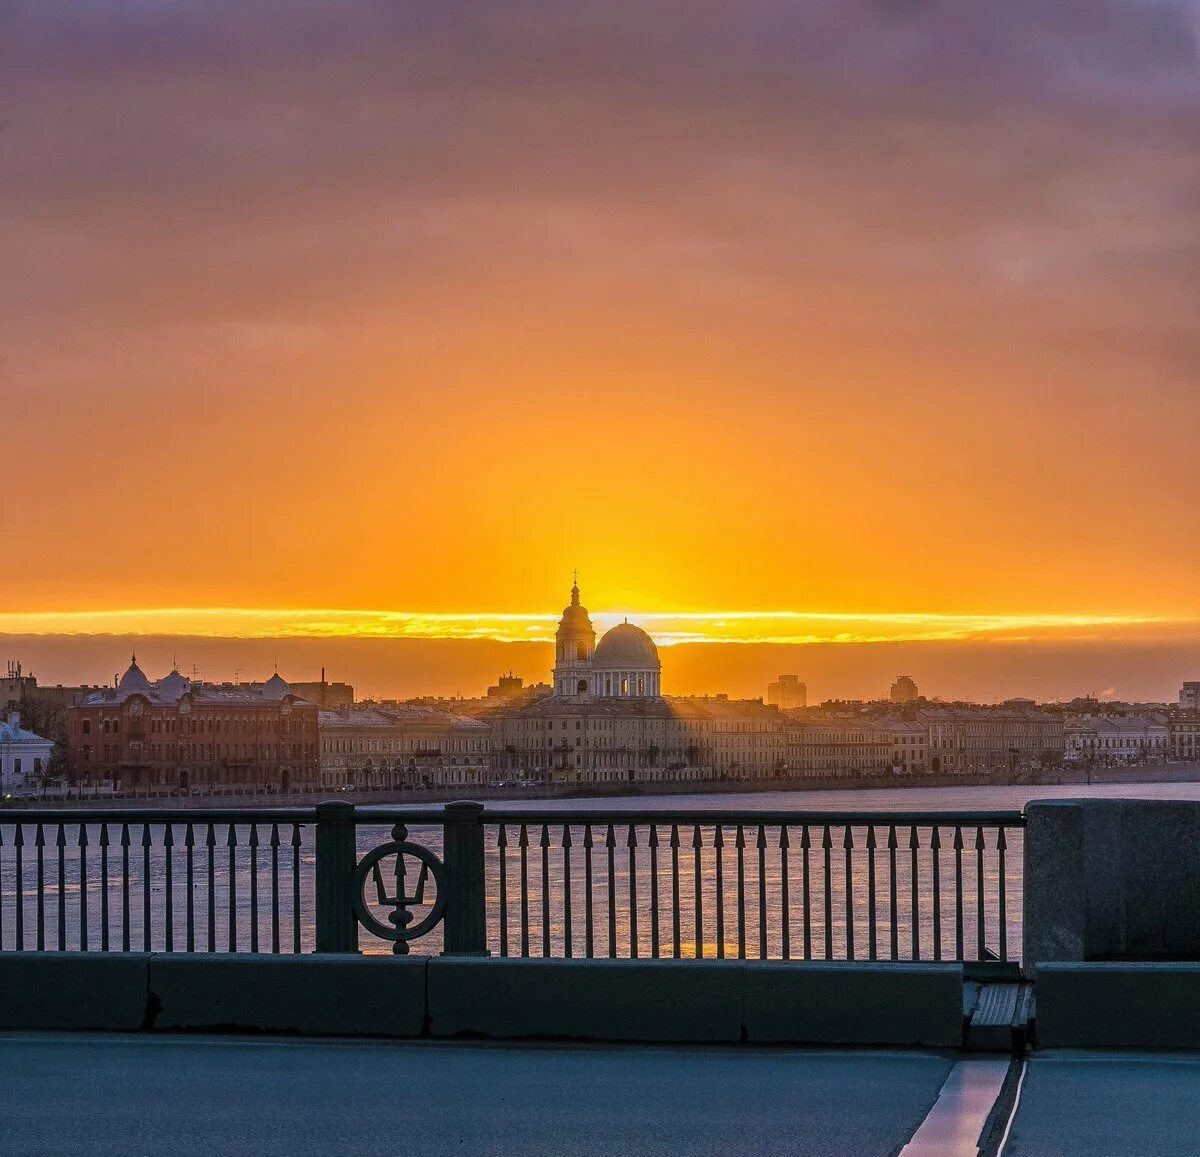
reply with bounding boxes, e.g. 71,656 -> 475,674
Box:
553,574 -> 595,696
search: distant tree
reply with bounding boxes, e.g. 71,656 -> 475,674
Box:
18,700 -> 68,777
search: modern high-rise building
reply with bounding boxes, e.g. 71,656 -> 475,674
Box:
1180,682 -> 1200,710
767,675 -> 807,709
890,675 -> 919,704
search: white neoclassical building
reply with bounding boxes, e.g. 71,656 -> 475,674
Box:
488,581 -> 802,785
0,713 -> 54,797
552,580 -> 662,698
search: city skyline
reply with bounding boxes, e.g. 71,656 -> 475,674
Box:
6,629 -> 1198,706
3,579 -> 1198,703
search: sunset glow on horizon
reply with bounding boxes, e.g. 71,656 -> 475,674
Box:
1,606 -> 1195,648
4,2 -> 1199,694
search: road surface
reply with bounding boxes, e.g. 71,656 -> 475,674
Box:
0,1034 -> 951,1156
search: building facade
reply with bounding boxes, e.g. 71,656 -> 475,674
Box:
883,719 -> 928,775
680,696 -> 787,779
289,676 -> 355,709
318,706 -> 491,790
786,720 -> 892,777
921,706 -> 1064,775
490,695 -> 709,784
1064,713 -> 1170,765
1169,713 -> 1200,762
66,659 -> 320,792
0,713 -> 55,797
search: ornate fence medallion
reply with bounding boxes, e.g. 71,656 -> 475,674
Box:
352,823 -> 447,954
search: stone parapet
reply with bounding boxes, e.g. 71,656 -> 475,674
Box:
0,952 -> 150,1030
1036,963 -> 1200,1048
0,953 -> 964,1045
743,962 -> 962,1047
1024,799 -> 1200,969
149,954 -> 428,1036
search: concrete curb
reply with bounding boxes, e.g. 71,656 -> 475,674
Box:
0,952 -> 151,1031
427,959 -> 963,1045
149,954 -> 427,1036
428,958 -> 745,1042
0,953 -> 964,1045
1036,962 -> 1200,1048
744,962 -> 963,1046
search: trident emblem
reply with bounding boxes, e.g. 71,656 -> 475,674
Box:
353,823 -> 447,954
372,830 -> 428,941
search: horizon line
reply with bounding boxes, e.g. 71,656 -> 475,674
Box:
1,606 -> 1197,648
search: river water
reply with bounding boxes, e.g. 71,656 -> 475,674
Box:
482,779 -> 1200,814
2,780 -> 1196,962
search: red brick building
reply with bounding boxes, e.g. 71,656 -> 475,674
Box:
67,658 -> 319,792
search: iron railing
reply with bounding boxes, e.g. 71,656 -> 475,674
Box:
483,810 -> 1023,964
0,809 -> 313,955
0,803 -> 1025,964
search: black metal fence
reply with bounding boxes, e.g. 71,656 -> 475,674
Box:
0,803 -> 1025,964
0,810 -> 311,955
484,810 -> 1023,964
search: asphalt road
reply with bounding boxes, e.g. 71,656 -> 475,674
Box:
0,1035 -> 952,1156
1003,1052 -> 1200,1157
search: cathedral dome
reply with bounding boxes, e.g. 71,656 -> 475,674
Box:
156,669 -> 191,701
116,656 -> 152,697
262,673 -> 291,700
593,622 -> 660,669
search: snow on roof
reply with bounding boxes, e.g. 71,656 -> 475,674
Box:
0,720 -> 52,746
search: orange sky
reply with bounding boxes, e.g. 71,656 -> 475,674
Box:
3,2 -> 1199,661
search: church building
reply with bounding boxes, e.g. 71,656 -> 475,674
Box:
491,580 -> 708,784
551,579 -> 663,699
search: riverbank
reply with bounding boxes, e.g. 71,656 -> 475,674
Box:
8,762 -> 1200,811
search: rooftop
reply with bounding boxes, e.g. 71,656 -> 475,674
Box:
319,706 -> 489,731
0,719 -> 51,745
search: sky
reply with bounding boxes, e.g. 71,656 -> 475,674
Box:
3,2 -> 1199,697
